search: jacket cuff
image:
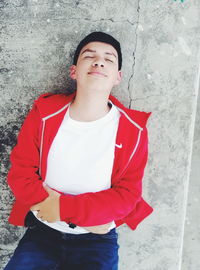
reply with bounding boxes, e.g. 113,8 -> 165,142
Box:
125,199 -> 154,230
59,194 -> 76,223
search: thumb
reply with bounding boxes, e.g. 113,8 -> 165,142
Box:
43,184 -> 60,196
43,184 -> 53,194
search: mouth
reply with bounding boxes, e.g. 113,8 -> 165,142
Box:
88,72 -> 107,77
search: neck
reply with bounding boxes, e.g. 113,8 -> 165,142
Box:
69,88 -> 111,122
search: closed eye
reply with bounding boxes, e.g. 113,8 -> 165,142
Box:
84,56 -> 114,63
106,59 -> 113,63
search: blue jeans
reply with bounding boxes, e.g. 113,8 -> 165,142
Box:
4,212 -> 119,270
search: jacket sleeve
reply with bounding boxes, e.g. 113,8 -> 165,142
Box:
59,127 -> 149,226
7,101 -> 49,207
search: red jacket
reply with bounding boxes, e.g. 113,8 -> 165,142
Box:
7,91 -> 153,230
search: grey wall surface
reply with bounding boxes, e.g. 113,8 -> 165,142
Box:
182,89 -> 200,270
0,0 -> 200,270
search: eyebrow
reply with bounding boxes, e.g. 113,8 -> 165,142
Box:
81,48 -> 117,59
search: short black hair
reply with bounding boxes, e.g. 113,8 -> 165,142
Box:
73,31 -> 122,70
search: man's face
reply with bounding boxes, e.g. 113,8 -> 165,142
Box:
70,41 -> 122,94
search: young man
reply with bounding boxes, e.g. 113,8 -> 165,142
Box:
4,31 -> 153,270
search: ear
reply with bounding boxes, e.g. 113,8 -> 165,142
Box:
69,65 -> 77,80
114,70 -> 122,86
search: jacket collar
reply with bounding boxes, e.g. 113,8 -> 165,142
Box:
36,91 -> 151,129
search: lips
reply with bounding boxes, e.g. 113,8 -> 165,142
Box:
88,71 -> 107,77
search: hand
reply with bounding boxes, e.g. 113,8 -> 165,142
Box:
30,185 -> 61,223
82,222 -> 113,234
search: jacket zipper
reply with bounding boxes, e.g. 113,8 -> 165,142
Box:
39,119 -> 46,176
117,129 -> 142,179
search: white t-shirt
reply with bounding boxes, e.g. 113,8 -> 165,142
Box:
33,101 -> 120,234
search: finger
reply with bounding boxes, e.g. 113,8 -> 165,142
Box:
30,205 -> 40,211
43,185 -> 53,194
37,212 -> 44,220
44,185 -> 59,196
44,186 -> 60,197
98,224 -> 111,229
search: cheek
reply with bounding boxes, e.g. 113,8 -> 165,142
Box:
111,71 -> 119,81
110,73 -> 120,85
74,65 -> 85,78
76,62 -> 88,74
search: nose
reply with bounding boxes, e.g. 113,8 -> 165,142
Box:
92,57 -> 104,68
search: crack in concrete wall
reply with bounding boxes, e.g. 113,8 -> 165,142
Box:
127,0 -> 140,109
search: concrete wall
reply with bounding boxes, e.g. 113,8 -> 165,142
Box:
0,0 -> 200,269
182,88 -> 200,270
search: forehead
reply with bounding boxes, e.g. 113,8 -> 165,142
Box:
79,41 -> 118,58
